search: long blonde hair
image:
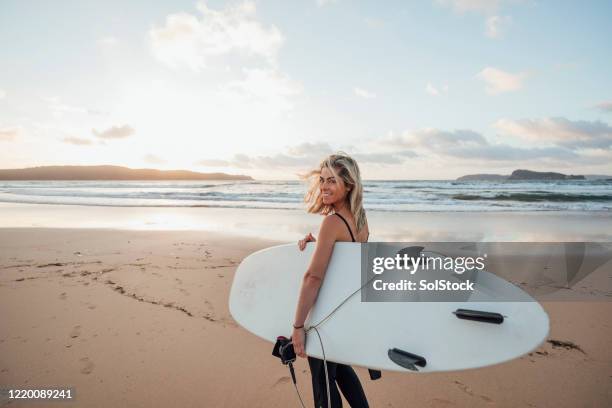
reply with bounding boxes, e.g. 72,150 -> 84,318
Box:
302,152 -> 367,232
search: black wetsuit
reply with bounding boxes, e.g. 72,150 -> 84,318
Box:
307,213 -> 370,408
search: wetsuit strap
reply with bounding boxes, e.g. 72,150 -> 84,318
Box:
335,213 -> 355,242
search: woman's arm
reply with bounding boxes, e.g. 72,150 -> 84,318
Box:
291,216 -> 337,357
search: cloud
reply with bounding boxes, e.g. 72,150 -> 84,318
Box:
220,68 -> 302,114
201,127 -> 577,171
595,101 -> 612,113
238,142 -> 334,168
63,137 -> 93,145
0,126 -> 21,141
382,128 -> 487,150
198,142 -> 414,169
0,89 -> 6,99
191,117 -> 612,175
435,0 -> 501,15
147,1 -> 299,119
149,1 -> 283,71
476,67 -> 527,94
353,151 -> 416,164
92,125 -> 135,140
286,142 -> 333,157
144,154 -> 166,164
445,144 -> 577,161
379,127 -> 577,162
426,83 -> 448,96
354,87 -> 376,99
485,15 -> 512,38
436,1 -> 522,38
147,1 -> 300,121
42,96 -> 103,116
495,117 -> 612,149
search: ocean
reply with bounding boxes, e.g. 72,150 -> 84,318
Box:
0,180 -> 610,212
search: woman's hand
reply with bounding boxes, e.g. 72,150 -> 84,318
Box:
298,233 -> 316,251
292,327 -> 306,358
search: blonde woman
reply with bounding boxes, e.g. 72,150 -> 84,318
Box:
294,153 -> 370,408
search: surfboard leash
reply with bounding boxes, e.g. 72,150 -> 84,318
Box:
272,336 -> 307,408
291,374 -> 307,408
311,326 -> 331,408
303,274 -> 378,408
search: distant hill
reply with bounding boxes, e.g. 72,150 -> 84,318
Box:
0,165 -> 253,181
456,169 -> 599,181
456,174 -> 508,181
507,169 -> 585,180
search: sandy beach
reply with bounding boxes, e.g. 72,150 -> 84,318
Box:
1,208 -> 611,407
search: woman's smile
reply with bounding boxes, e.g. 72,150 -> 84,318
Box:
321,189 -> 335,203
320,167 -> 346,206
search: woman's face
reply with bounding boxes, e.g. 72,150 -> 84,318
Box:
319,166 -> 349,207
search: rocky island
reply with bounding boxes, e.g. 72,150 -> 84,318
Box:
457,169 -> 587,181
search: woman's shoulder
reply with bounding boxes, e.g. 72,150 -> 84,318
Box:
318,214 -> 343,238
320,213 -> 342,228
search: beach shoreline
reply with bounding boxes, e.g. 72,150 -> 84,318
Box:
2,202 -> 612,242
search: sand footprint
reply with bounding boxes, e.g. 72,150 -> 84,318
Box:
429,398 -> 455,407
271,376 -> 290,388
79,357 -> 94,374
69,325 -> 81,339
454,380 -> 492,403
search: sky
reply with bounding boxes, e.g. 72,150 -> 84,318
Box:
0,0 -> 611,180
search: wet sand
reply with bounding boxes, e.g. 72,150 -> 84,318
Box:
1,202 -> 612,242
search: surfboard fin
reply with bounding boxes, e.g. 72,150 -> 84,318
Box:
388,348 -> 427,372
368,369 -> 382,380
453,308 -> 504,324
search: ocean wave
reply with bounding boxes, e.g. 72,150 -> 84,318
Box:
453,193 -> 612,202
0,182 -> 227,189
0,190 -> 303,203
1,180 -> 611,212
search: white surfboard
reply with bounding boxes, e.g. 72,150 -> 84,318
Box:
229,243 -> 549,373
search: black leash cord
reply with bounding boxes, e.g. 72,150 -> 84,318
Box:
288,361 -> 307,408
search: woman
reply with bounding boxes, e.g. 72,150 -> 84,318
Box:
293,153 -> 370,408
